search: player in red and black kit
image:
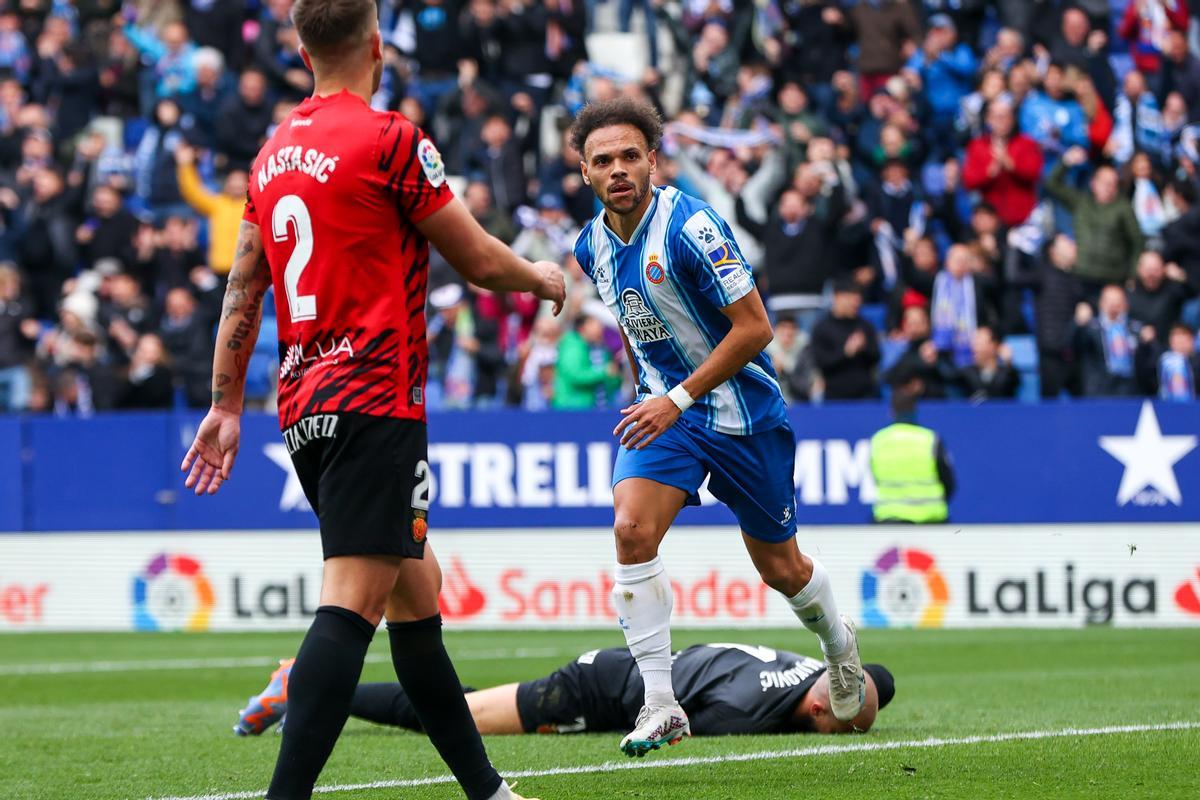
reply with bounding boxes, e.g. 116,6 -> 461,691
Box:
179,2 -> 563,799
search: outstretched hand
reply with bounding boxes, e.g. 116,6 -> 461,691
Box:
533,261 -> 567,315
614,395 -> 681,450
181,407 -> 242,495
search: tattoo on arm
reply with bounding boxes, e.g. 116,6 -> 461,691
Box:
226,283 -> 267,351
222,223 -> 271,322
212,222 -> 270,408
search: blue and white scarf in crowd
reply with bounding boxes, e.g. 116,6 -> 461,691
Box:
1133,178 -> 1167,236
1159,351 -> 1195,400
663,121 -> 780,149
1101,317 -> 1134,378
872,202 -> 924,291
931,270 -> 976,368
1112,93 -> 1168,164
873,220 -> 900,290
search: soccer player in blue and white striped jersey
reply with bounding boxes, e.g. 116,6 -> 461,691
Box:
568,98 -> 867,758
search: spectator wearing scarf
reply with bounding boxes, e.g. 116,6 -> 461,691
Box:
1118,0 -> 1190,76
1073,284 -> 1156,396
1112,71 -> 1170,165
132,98 -> 186,221
932,245 -> 983,368
1156,323 -> 1199,400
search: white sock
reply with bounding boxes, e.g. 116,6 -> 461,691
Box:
486,781 -> 513,800
612,556 -> 675,707
786,556 -> 850,657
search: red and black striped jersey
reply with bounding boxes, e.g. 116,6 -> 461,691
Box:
243,90 -> 453,428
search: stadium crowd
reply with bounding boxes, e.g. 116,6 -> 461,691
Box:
0,0 -> 1199,416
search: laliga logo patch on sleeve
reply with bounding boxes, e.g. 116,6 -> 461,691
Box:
681,209 -> 751,293
418,138 -> 446,188
707,243 -> 752,294
706,242 -> 744,278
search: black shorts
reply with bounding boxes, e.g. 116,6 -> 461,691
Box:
285,412 -> 430,560
515,648 -> 642,734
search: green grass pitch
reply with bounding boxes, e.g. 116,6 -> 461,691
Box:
2,628 -> 1199,800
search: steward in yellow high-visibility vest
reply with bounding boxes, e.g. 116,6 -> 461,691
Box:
869,389 -> 954,523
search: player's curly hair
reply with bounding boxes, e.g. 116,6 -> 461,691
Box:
569,97 -> 664,157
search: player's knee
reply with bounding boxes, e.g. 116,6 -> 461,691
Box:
756,559 -> 806,597
613,516 -> 659,564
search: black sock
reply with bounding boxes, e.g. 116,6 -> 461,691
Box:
350,683 -> 423,731
388,615 -> 502,800
266,606 -> 375,800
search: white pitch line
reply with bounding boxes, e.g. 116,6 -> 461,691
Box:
0,648 -> 565,676
148,720 -> 1200,800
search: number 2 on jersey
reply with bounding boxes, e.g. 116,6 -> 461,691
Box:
273,195 -> 316,322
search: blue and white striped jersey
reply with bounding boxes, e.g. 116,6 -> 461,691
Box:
574,185 -> 788,436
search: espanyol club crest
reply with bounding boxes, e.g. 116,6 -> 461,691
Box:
645,254 -> 665,284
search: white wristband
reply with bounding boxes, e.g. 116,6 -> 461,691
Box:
667,384 -> 694,412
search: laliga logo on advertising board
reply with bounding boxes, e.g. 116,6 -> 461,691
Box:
439,556 -> 487,621
132,553 -> 214,632
861,547 -> 949,628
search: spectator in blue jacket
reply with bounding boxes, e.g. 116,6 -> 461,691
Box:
904,14 -> 978,160
1020,62 -> 1089,168
0,12 -> 30,83
124,19 -> 197,113
132,98 -> 187,221
178,47 -> 232,150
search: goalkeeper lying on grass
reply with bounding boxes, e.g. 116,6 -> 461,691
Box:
236,642 -> 893,739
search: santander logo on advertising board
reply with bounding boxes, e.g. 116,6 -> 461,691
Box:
436,552 -> 771,624
439,556 -> 487,621
1176,568 -> 1200,616
498,569 -> 771,622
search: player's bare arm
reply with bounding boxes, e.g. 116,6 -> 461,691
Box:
181,220 -> 272,495
416,199 -> 566,314
615,288 -> 774,449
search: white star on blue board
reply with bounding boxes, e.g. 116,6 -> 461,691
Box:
264,443 -> 312,512
1098,402 -> 1197,506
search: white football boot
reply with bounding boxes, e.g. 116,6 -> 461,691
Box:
826,615 -> 866,722
619,702 -> 691,757
487,781 -> 539,800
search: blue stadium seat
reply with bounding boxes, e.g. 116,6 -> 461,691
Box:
860,303 -> 887,334
1022,291 -> 1037,332
879,337 -> 908,374
1017,370 -> 1041,404
244,351 -> 276,404
256,315 -> 278,356
244,315 -> 279,404
1005,334 -> 1040,403
1006,335 -> 1038,372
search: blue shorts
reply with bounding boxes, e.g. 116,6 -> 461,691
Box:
612,418 -> 798,542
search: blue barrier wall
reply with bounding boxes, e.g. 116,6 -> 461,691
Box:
0,417 -> 22,531
4,400 -> 1198,530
